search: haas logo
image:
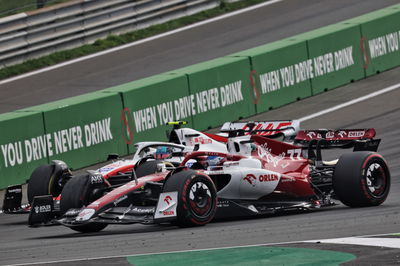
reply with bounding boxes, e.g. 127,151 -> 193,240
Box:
243,174 -> 257,186
164,195 -> 173,205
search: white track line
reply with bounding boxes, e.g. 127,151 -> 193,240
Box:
298,82 -> 400,122
0,0 -> 283,86
5,232 -> 400,266
305,237 -> 400,249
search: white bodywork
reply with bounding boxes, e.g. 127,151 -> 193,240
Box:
96,127 -> 227,176
206,155 -> 281,200
173,127 -> 227,152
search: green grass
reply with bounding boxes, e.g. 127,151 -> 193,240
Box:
0,0 -> 73,17
0,0 -> 268,80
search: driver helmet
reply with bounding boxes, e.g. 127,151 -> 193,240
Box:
155,146 -> 170,159
207,156 -> 222,166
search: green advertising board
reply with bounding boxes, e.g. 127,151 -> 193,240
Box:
170,57 -> 256,130
294,23 -> 365,94
0,111 -> 47,188
18,92 -> 127,170
229,38 -> 312,113
344,5 -> 400,76
102,73 -> 191,153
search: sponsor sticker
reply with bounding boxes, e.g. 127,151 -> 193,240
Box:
192,137 -> 212,145
349,131 -> 365,138
243,173 -> 280,186
326,131 -> 335,139
257,143 -> 285,167
98,167 -> 113,173
34,204 -> 52,213
7,188 -> 22,193
90,174 -> 103,184
114,195 -> 128,206
154,192 -> 178,219
243,174 -> 257,186
217,200 -> 230,208
65,209 -> 81,216
76,208 -> 95,222
130,207 -> 155,214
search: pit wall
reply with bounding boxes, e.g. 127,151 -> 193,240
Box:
1,4 -> 399,188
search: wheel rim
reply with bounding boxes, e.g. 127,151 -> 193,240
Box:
188,181 -> 213,217
365,162 -> 388,197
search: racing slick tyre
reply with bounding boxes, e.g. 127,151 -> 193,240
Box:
27,161 -> 70,204
163,170 -> 217,227
60,174 -> 107,233
333,151 -> 390,207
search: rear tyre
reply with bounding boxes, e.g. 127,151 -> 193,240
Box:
27,162 -> 69,204
60,175 -> 107,233
163,170 -> 217,227
333,152 -> 390,207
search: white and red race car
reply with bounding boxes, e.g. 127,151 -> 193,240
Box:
25,122 -> 390,233
2,121 -> 297,215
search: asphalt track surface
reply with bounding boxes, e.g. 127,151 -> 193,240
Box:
1,0 -> 400,265
1,0 -> 400,113
1,66 -> 400,266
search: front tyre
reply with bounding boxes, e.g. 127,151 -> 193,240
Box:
60,175 -> 107,233
163,170 -> 217,227
27,161 -> 70,204
333,152 -> 390,207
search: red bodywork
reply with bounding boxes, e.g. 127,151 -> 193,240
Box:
86,135 -> 317,213
251,135 -> 313,197
87,173 -> 165,212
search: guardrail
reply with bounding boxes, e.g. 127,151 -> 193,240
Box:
0,0 -> 229,68
0,3 -> 400,188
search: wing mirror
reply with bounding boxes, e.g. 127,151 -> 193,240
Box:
107,153 -> 119,161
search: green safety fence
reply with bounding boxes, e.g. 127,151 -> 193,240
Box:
344,4 -> 400,77
102,73 -> 191,154
229,38 -> 312,113
170,57 -> 256,130
294,22 -> 365,94
16,91 -> 128,170
0,111 -> 47,188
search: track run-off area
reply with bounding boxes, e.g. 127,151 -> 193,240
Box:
1,0 -> 400,265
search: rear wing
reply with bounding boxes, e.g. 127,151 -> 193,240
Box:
220,120 -> 300,139
294,128 -> 380,151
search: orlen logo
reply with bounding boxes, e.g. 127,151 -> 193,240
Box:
243,174 -> 257,185
244,173 -> 279,185
163,210 -> 175,216
348,131 -> 365,138
164,195 -> 173,205
259,174 -> 279,182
